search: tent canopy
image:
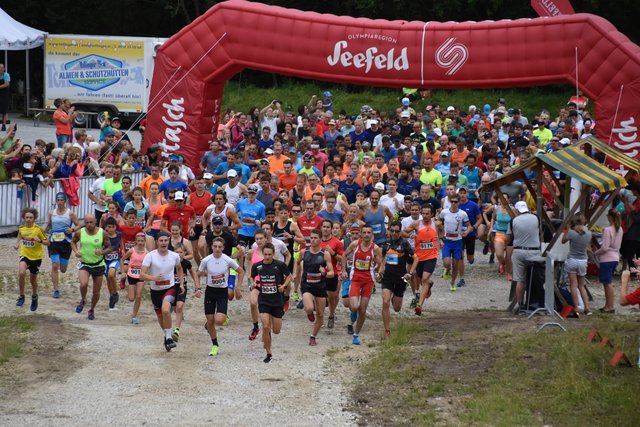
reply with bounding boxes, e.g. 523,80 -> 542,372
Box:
0,8 -> 47,50
575,136 -> 640,174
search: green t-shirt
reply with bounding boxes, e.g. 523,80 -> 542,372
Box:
0,154 -> 7,182
419,168 -> 443,197
102,178 -> 123,197
1,137 -> 14,152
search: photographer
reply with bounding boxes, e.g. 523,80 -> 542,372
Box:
53,98 -> 76,148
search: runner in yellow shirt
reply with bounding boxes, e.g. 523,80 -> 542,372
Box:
14,208 -> 49,311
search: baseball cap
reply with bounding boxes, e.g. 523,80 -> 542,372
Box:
441,151 -> 449,157
211,216 -> 224,225
174,191 -> 185,201
264,148 -> 274,155
227,169 -> 238,177
362,141 -> 371,147
514,201 -> 529,213
469,105 -> 477,111
328,119 -> 336,125
560,138 -> 571,146
374,182 -> 385,191
303,154 -> 313,161
169,154 -> 180,161
247,184 -> 259,193
392,124 -> 401,131
288,146 -> 297,154
369,119 -> 379,125
402,97 -> 410,106
111,116 -> 121,122
447,106 -> 455,112
324,91 -> 332,97
350,223 -> 361,230
496,106 -> 507,115
457,186 -> 468,193
433,128 -> 443,137
260,158 -> 270,165
203,172 -> 213,179
400,111 -> 410,118
105,130 -> 115,137
310,143 -> 320,149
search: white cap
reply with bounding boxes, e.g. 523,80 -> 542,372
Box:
174,191 -> 185,201
560,138 -> 571,146
447,106 -> 455,112
402,97 -> 410,106
400,111 -> 410,118
369,119 -> 379,125
264,148 -> 274,155
227,169 -> 238,177
433,128 -> 443,137
374,182 -> 385,191
203,172 -> 213,179
514,201 -> 529,213
469,105 -> 477,111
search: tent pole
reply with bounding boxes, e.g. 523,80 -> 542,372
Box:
3,50 -> 6,68
26,48 -> 30,115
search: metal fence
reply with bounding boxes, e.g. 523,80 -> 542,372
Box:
0,171 -> 146,235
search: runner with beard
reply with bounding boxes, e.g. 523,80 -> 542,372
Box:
341,224 -> 360,335
319,220 -> 344,330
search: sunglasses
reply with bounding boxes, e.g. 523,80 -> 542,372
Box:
390,229 -> 401,233
450,200 -> 459,203
292,210 -> 301,213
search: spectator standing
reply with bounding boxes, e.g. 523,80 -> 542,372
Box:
0,63 -> 9,131
53,98 -> 76,148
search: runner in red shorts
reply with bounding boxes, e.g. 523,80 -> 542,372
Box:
342,224 -> 382,345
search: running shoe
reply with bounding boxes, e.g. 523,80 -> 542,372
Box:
456,278 -> 466,288
409,295 -> 418,309
223,316 -> 230,327
88,309 -> 95,320
292,291 -> 300,302
350,311 -> 358,323
296,300 -> 304,309
449,284 -> 457,292
327,316 -> 335,329
119,276 -> 126,290
347,324 -> 354,335
426,281 -> 433,299
308,336 -> 317,346
283,299 -> 290,312
442,269 -> 451,279
30,295 -> 38,312
172,328 -> 180,342
352,334 -> 361,345
16,295 -> 25,307
263,353 -> 272,363
415,305 -> 422,316
52,289 -> 60,299
384,330 -> 391,338
489,254 -> 495,264
307,313 -> 315,322
209,344 -> 220,356
131,317 -> 140,325
108,293 -> 119,309
482,243 -> 489,255
164,338 -> 177,351
248,327 -> 260,341
75,299 -> 85,313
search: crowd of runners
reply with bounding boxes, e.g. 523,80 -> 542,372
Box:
7,91 -> 640,362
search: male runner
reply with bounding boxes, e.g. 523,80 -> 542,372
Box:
457,187 -> 483,288
236,184 -> 266,247
251,243 -> 291,362
438,195 -> 471,292
341,223 -> 360,335
380,221 -> 416,336
197,237 -> 244,356
186,176 -> 212,266
414,205 -> 440,315
296,229 -> 334,346
140,231 -> 184,351
70,214 -> 111,320
44,192 -> 80,298
319,220 -> 344,329
342,225 -> 383,345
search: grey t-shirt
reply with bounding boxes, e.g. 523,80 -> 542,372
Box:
567,229 -> 592,260
508,212 -> 540,249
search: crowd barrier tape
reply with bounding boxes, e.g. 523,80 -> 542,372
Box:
0,172 -> 146,235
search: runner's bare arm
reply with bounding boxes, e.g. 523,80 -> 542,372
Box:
408,253 -> 419,276
44,211 -> 53,234
290,222 -> 306,244
374,245 -> 384,275
235,265 -> 244,299
69,212 -> 81,234
324,251 -> 334,278
227,207 -> 242,231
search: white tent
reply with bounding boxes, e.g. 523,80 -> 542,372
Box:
0,8 -> 47,113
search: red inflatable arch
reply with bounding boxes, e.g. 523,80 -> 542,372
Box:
144,0 -> 640,172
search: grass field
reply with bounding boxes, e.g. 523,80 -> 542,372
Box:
350,312 -> 639,426
0,316 -> 33,365
222,79 -> 577,120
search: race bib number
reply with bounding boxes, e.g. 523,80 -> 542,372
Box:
306,272 -> 322,284
22,240 -> 35,247
262,284 -> 277,294
242,217 -> 256,225
371,223 -> 383,235
125,242 -> 135,250
51,232 -> 66,242
155,280 -> 170,287
129,268 -> 141,276
420,241 -> 434,250
386,254 -> 399,265
105,252 -> 119,261
135,219 -> 146,227
355,259 -> 370,270
210,273 -> 226,287
195,215 -> 203,225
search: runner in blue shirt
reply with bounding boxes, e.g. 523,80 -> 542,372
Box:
236,184 -> 266,247
456,187 -> 482,288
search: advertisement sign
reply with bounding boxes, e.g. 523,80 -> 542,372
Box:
45,36 -> 146,112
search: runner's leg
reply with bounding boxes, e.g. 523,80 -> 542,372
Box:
261,313 -> 272,355
18,261 -> 27,297
312,296 -> 326,337
381,288 -> 392,333
90,275 -> 103,311
354,296 -> 370,335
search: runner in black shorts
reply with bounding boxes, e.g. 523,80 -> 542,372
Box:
197,237 -> 244,357
171,243 -> 196,342
380,221 -> 417,337
251,243 -> 292,363
296,230 -> 334,346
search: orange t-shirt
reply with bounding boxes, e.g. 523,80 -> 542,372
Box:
268,155 -> 287,176
53,110 -> 72,136
415,225 -> 438,261
304,185 -> 324,201
279,172 -> 298,192
423,150 -> 442,164
450,148 -> 469,165
139,175 -> 166,198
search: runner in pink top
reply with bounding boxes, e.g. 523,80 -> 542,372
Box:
122,233 -> 148,324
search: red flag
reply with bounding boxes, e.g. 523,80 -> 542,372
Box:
531,0 -> 575,17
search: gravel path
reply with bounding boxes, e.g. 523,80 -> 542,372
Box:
0,236 -> 632,426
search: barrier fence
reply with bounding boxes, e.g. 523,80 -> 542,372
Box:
0,172 -> 146,235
